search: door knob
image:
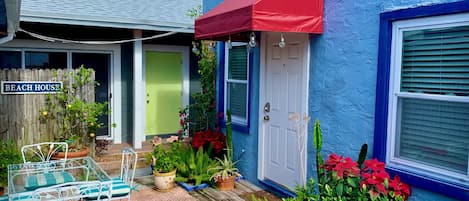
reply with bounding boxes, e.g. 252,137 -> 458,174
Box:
264,115 -> 270,121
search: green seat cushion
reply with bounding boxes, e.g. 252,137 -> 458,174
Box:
24,171 -> 75,190
82,179 -> 131,200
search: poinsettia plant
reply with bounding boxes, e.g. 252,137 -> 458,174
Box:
284,120 -> 411,201
320,153 -> 410,201
191,129 -> 226,154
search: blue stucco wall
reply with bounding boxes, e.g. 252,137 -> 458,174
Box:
205,0 -> 463,200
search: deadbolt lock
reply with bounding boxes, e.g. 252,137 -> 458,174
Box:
264,102 -> 270,112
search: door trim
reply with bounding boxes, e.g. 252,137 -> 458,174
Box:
257,32 -> 310,187
141,45 -> 190,136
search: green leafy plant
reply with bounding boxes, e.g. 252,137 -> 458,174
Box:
175,146 -> 217,186
210,154 -> 239,182
0,140 -> 22,186
282,178 -> 319,201
149,136 -> 182,173
180,41 -> 218,135
251,195 -> 269,201
226,110 -> 233,161
40,66 -> 110,151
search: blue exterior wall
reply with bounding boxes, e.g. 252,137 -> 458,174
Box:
204,0 -> 463,200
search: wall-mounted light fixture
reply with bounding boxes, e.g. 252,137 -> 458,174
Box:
208,41 -> 217,52
278,34 -> 286,48
249,32 -> 256,48
192,41 -> 199,54
227,36 -> 232,49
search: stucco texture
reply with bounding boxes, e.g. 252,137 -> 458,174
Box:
206,0 -> 464,200
310,0 -> 462,159
310,1 -> 461,201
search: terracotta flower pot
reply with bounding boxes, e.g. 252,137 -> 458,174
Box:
216,175 -> 237,191
52,147 -> 90,159
0,186 -> 4,196
153,169 -> 177,191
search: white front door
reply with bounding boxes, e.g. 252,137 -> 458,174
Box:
259,33 -> 309,189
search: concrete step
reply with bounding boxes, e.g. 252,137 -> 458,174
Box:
94,142 -> 153,178
94,151 -> 151,163
98,158 -> 152,177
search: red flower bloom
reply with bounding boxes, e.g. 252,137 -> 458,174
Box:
363,158 -> 386,171
321,154 -> 411,200
324,154 -> 359,179
191,129 -> 226,154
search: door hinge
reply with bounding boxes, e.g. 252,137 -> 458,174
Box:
109,93 -> 112,99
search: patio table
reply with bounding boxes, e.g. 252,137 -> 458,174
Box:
7,157 -> 111,201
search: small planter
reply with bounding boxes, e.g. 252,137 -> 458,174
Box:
215,175 -> 237,191
153,169 -> 177,191
0,186 -> 4,196
52,147 -> 90,159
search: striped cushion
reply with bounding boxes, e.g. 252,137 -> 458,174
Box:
83,179 -> 131,200
10,195 -> 32,201
24,172 -> 75,190
0,195 -> 8,201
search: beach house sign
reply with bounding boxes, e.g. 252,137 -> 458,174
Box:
1,81 -> 63,94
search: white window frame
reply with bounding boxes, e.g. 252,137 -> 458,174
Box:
224,42 -> 250,125
387,13 -> 469,186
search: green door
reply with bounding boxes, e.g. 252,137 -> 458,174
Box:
145,51 -> 182,135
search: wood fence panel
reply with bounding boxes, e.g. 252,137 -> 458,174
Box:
0,69 -> 95,148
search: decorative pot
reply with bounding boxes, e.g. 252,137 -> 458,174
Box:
0,186 -> 4,196
153,169 -> 177,191
215,175 -> 236,191
52,147 -> 90,159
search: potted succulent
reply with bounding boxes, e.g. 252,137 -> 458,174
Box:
210,154 -> 240,191
149,136 -> 180,191
0,140 -> 22,196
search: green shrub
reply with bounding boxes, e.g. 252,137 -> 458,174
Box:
0,141 -> 22,186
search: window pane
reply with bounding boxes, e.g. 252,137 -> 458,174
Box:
228,45 -> 247,80
396,97 -> 469,174
0,51 -> 21,69
227,82 -> 247,120
25,51 -> 67,69
401,26 -> 469,96
72,52 -> 111,136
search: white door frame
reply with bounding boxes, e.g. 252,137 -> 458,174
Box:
0,39 -> 122,143
139,44 -> 190,137
257,32 -> 310,186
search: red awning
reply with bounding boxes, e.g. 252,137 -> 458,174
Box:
195,0 -> 323,40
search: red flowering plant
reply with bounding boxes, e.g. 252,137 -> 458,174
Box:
284,120 -> 411,201
191,129 -> 226,155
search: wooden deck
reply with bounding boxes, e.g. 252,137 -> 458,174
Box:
189,180 -> 264,201
133,175 -> 281,201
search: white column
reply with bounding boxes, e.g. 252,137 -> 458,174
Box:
133,30 -> 144,149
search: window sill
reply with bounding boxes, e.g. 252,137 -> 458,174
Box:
385,166 -> 469,200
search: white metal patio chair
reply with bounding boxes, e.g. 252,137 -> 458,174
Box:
34,181 -> 112,201
105,147 -> 138,201
21,142 -> 68,163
